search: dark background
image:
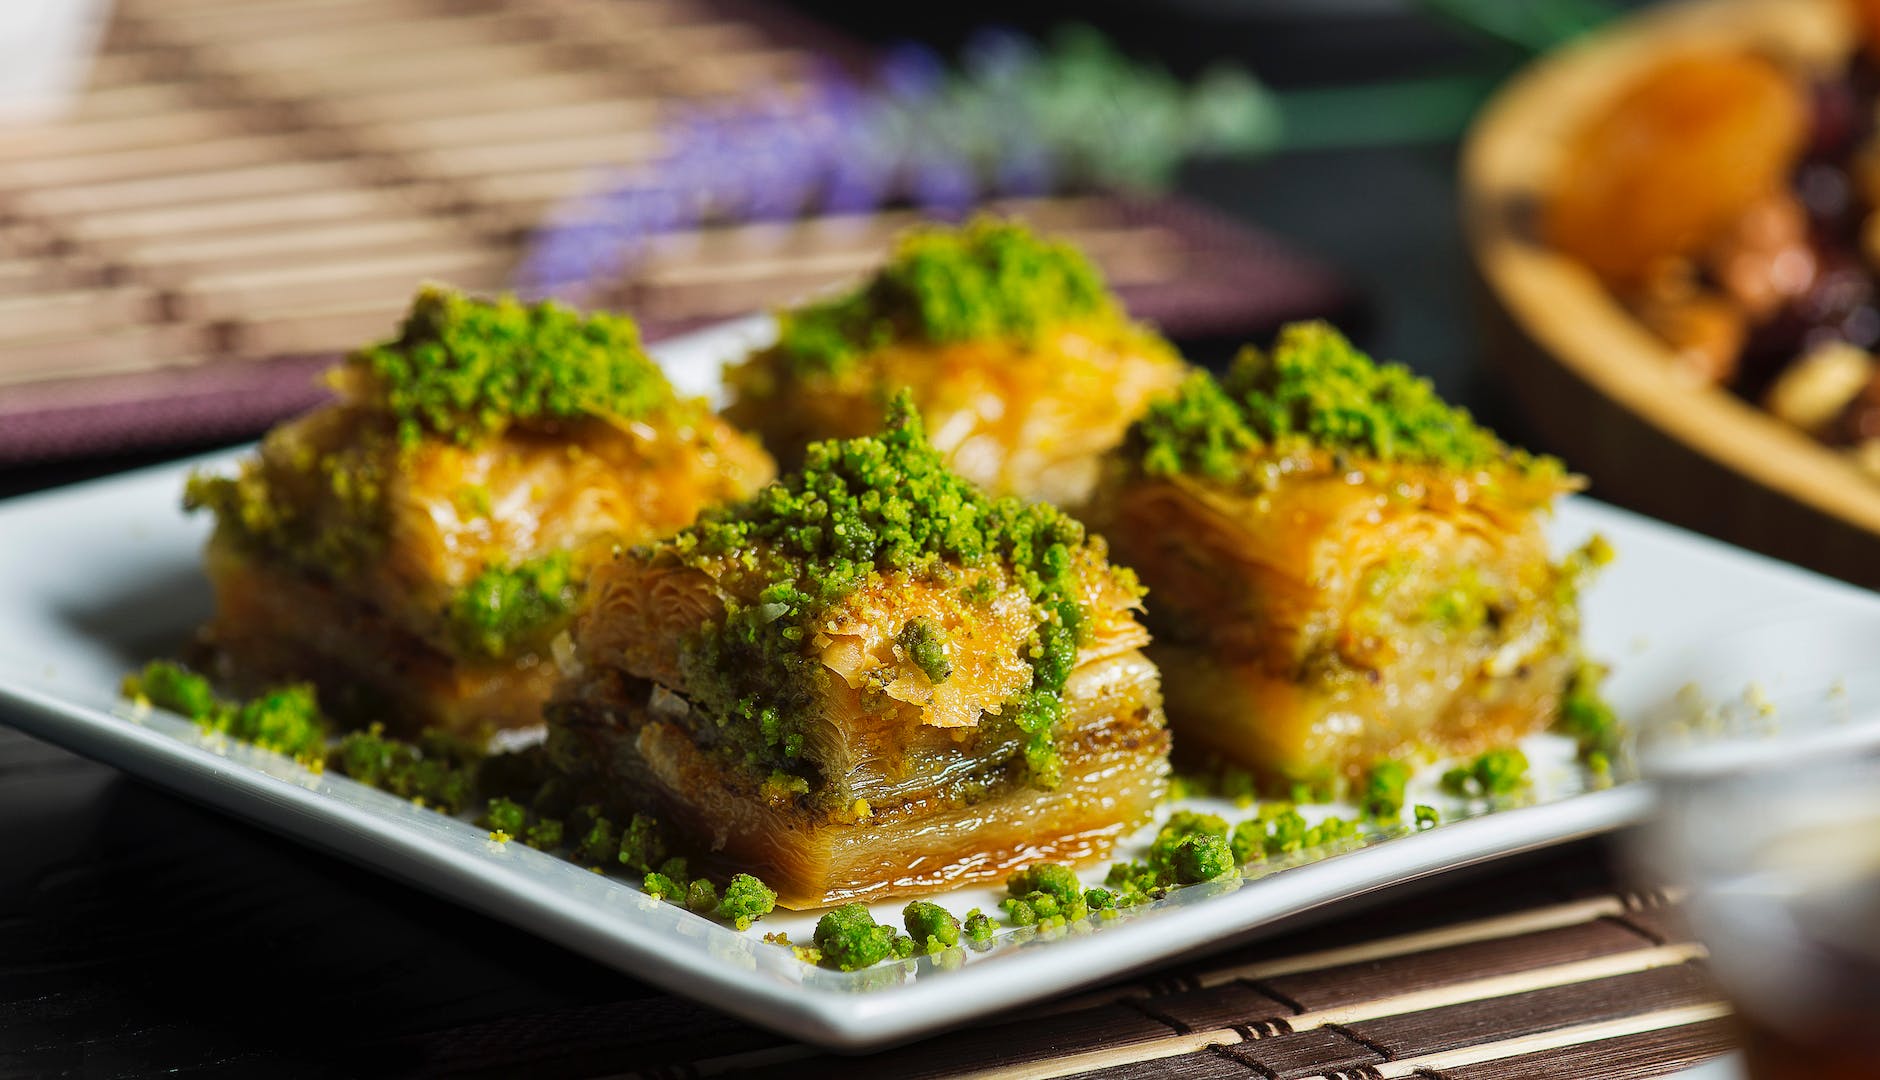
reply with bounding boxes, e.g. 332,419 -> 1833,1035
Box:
0,1 -> 1660,1074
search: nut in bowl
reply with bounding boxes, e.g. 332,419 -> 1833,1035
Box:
1463,0 -> 1880,590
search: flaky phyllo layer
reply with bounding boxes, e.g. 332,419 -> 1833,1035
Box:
725,217 -> 1185,506
548,400 -> 1170,907
1089,322 -> 1600,784
187,286 -> 773,734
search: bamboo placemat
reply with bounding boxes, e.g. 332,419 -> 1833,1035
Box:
0,0 -> 1350,464
683,893 -> 1724,1079
0,720 -> 1733,1077
366,850 -> 1729,1079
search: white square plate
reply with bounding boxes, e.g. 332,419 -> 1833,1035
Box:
4,321 -> 1879,1049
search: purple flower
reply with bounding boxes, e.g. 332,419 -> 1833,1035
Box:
906,148 -> 977,217
879,41 -> 946,103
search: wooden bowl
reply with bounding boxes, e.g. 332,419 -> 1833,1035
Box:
1461,0 -> 1880,589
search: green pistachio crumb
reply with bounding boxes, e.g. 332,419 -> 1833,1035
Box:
715,874 -> 778,930
122,660 -> 218,721
1559,658 -> 1621,765
447,550 -> 578,660
643,871 -> 684,901
902,901 -> 962,951
1441,747 -> 1532,798
226,684 -> 328,763
1264,808 -> 1309,856
1474,748 -> 1531,794
771,217 -> 1116,376
1361,760 -> 1412,820
999,897 -> 1039,927
685,878 -> 719,915
895,617 -> 953,684
1414,804 -> 1441,830
574,815 -> 618,864
127,663 -> 332,766
1100,811 -> 1247,898
1083,887 -> 1116,911
523,818 -> 563,850
616,813 -> 666,874
1440,766 -> 1473,796
1130,322 -> 1561,483
1169,833 -> 1236,884
349,284 -> 677,448
1161,810 -> 1230,838
1005,863 -> 1082,906
963,908 -> 995,944
813,903 -> 898,971
1307,815 -> 1360,848
480,797 -> 527,836
1230,819 -> 1266,864
330,723 -> 475,813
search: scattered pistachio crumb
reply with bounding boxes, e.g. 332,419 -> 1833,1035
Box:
963,908 -> 995,945
813,903 -> 898,971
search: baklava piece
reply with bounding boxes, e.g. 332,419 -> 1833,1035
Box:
186,285 -> 774,736
548,398 -> 1170,908
1088,322 -> 1603,788
724,217 -> 1186,506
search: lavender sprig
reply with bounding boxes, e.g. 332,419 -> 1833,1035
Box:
514,25 -> 1280,300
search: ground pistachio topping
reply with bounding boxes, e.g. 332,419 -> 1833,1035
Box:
183,441 -> 393,582
770,217 -> 1118,376
123,661 -> 328,766
658,393 -> 1125,793
184,286 -> 687,611
348,284 -> 679,448
1558,658 -> 1621,774
812,903 -> 908,971
902,901 -> 963,953
1440,747 -> 1532,798
446,550 -> 579,660
118,662 -> 783,931
1359,759 -> 1412,819
1131,321 -> 1564,484
895,616 -> 953,684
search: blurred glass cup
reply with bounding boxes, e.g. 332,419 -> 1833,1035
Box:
1639,714 -> 1880,1079
0,0 -> 114,125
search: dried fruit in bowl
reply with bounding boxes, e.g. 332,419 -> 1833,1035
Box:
1545,53 -> 1808,287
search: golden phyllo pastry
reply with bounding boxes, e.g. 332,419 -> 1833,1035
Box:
724,217 -> 1185,506
185,285 -> 774,736
547,398 -> 1169,908
1087,323 -> 1604,788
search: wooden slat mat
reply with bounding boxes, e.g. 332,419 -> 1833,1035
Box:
0,0 -> 1351,464
638,888 -> 1727,1080
0,725 -> 1731,1078
347,853 -> 1729,1079
315,874 -> 1729,1079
